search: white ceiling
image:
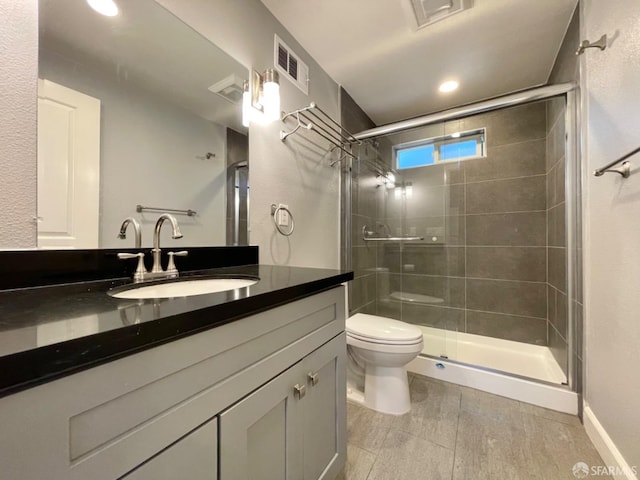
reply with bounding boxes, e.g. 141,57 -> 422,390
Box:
261,0 -> 578,126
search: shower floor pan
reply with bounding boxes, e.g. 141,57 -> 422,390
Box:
407,325 -> 577,414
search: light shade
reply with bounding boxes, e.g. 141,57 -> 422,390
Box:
262,69 -> 280,122
87,0 -> 119,16
248,69 -> 281,124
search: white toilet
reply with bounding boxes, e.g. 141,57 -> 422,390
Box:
346,313 -> 424,415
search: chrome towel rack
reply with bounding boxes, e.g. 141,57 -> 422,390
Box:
593,145 -> 639,178
280,102 -> 361,161
136,205 -> 197,217
358,140 -> 398,178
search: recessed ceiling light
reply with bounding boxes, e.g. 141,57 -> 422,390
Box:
439,80 -> 459,93
87,0 -> 119,17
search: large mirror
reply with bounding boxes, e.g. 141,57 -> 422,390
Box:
36,0 -> 249,249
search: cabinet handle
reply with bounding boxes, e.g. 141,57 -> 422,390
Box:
307,372 -> 319,386
294,383 -> 306,399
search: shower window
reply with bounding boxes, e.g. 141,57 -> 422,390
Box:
395,128 -> 486,169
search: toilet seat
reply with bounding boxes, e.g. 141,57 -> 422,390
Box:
347,334 -> 423,354
346,313 -> 423,344
347,331 -> 423,346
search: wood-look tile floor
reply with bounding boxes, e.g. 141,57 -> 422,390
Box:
337,374 -> 609,480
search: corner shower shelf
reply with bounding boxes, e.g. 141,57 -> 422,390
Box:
280,102 -> 360,163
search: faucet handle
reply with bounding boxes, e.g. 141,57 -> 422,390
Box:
118,252 -> 147,283
166,250 -> 188,276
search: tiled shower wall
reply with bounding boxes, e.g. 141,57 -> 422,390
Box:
343,98 -> 569,351
386,102 -> 550,347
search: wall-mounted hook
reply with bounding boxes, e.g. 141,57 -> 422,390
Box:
576,34 -> 607,55
205,152 -> 216,159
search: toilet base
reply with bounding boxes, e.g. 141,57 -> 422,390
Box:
347,365 -> 411,415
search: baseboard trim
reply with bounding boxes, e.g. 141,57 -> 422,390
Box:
583,404 -> 638,480
407,355 -> 578,414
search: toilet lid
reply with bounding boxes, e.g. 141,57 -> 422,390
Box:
346,313 -> 423,343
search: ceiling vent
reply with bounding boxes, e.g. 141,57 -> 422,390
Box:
208,73 -> 245,104
409,0 -> 471,29
274,34 -> 309,95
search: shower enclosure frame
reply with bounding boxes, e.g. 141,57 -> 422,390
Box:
343,82 -> 580,394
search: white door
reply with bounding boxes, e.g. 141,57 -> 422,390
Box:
37,79 -> 101,249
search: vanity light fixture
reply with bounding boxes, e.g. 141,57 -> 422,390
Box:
261,69 -> 281,121
438,80 -> 459,93
242,80 -> 251,128
87,0 -> 119,16
243,68 -> 281,126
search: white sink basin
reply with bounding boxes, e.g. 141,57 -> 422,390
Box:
110,277 -> 258,299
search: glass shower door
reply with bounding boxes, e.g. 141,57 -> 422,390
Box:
362,123 -> 458,360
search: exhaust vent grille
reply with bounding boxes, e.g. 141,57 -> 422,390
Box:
274,35 -> 308,95
410,0 -> 471,29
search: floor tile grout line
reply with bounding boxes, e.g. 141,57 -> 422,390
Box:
449,392 -> 463,480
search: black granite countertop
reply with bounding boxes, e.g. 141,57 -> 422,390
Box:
0,263 -> 353,398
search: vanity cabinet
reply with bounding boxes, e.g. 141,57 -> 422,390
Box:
0,286 -> 346,480
220,334 -> 344,480
122,418 -> 218,480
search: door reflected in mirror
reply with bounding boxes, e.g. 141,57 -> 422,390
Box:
35,0 -> 249,249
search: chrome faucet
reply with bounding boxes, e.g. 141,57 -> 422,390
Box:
118,217 -> 142,248
151,214 -> 183,274
117,214 -> 188,283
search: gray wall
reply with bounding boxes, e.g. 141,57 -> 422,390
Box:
158,0 -> 341,269
0,0 -> 38,248
582,0 -> 640,469
40,48 -> 227,248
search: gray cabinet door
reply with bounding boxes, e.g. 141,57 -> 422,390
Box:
218,334 -> 346,480
219,365 -> 304,480
122,418 -> 217,480
302,334 -> 347,480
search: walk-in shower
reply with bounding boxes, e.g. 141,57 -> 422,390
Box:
341,83 -> 581,413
